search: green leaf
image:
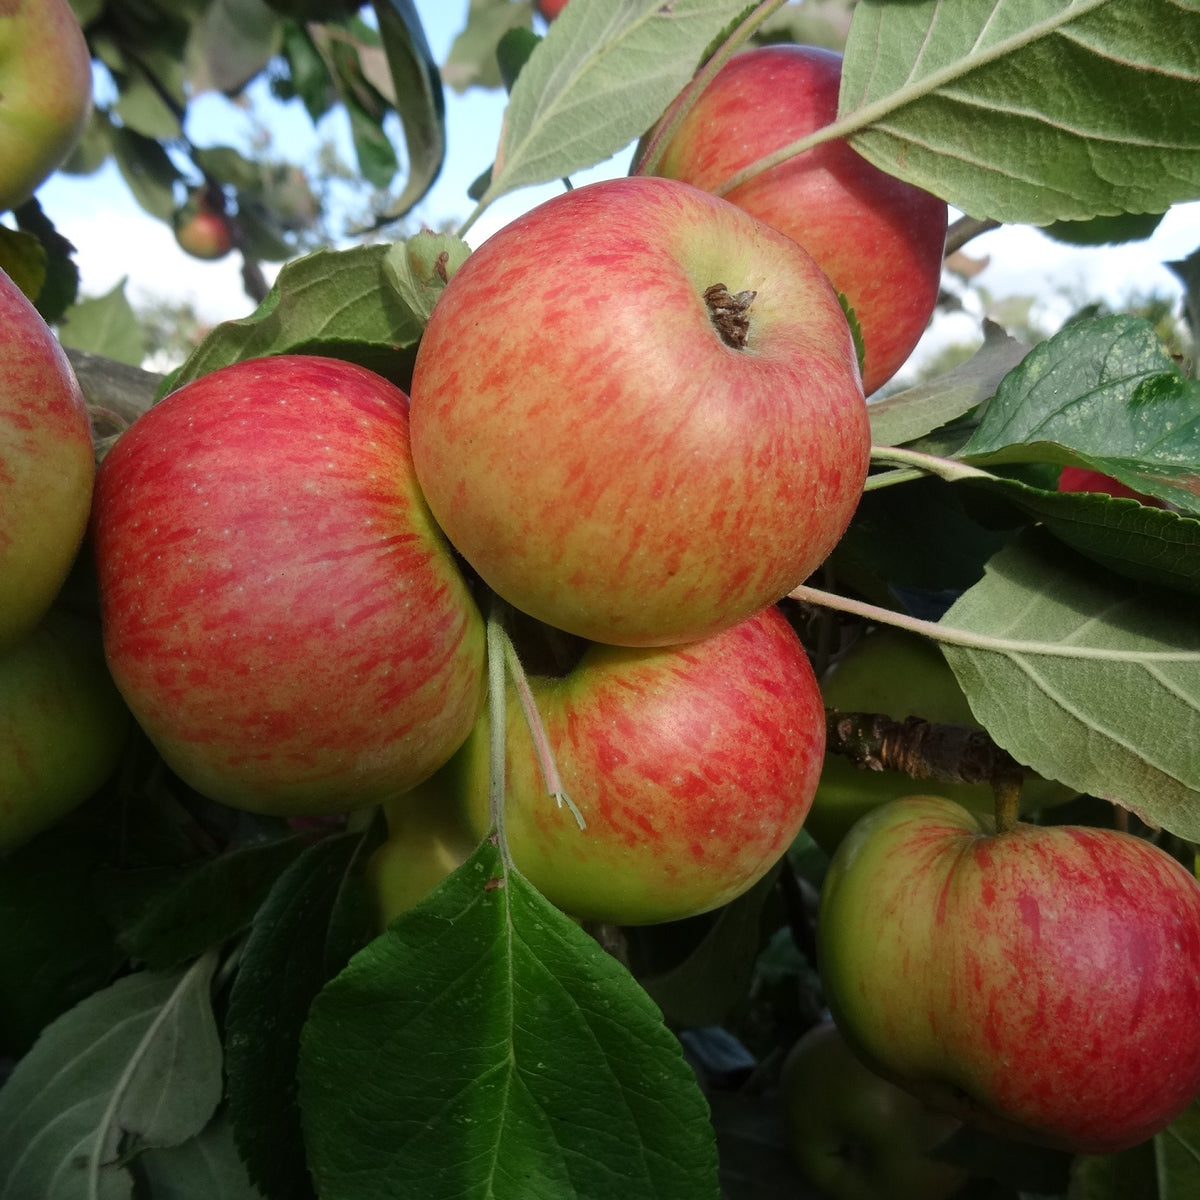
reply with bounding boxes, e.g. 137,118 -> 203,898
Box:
298,838 -> 721,1200
112,126 -> 185,221
1157,1100 -> 1200,1199
382,230 -> 472,324
937,532 -> 1200,841
57,278 -> 148,368
1043,211 -> 1165,246
840,0 -> 1200,224
965,476 -> 1200,598
13,198 -> 82,322
480,0 -> 757,210
1068,1139 -> 1158,1199
114,64 -> 184,140
0,226 -> 46,302
98,837 -> 307,968
225,828 -> 379,1200
186,0 -> 283,95
869,320 -> 1030,448
135,1110 -> 267,1200
443,0 -> 536,93
372,0 -> 447,217
279,21 -> 336,121
962,315 -> 1200,512
168,244 -> 425,391
0,957 -> 224,1199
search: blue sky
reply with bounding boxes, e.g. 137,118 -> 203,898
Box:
29,1 -> 1200,372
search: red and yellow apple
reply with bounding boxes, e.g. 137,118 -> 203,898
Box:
781,1020 -> 968,1200
0,266 -> 95,650
646,45 -> 947,395
535,0 -> 569,19
818,794 -> 1200,1154
410,176 -> 868,648
90,354 -> 487,817
0,0 -> 93,212
1057,465 -> 1167,508
449,604 -> 825,925
173,192 -> 234,261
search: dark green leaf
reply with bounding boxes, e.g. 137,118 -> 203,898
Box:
135,1109 -> 268,1200
0,226 -> 46,302
841,0 -> 1200,224
98,836 -> 307,968
112,126 -> 185,221
168,244 -> 425,391
443,0 -> 536,93
1068,1138 -> 1158,1200
1156,1100 -> 1200,1199
225,827 -> 379,1200
497,26 -> 541,92
1043,211 -> 1165,246
372,0 -> 447,216
298,838 -> 721,1200
0,958 -> 224,1198
279,21 -> 335,120
963,316 -> 1200,513
13,198 -> 81,322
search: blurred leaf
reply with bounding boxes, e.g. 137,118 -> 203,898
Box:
187,0 -> 283,94
0,957 -> 224,1198
225,827 -> 379,1200
57,278 -> 147,367
706,1091 -> 799,1200
114,61 -> 185,139
1068,1139 -> 1158,1200
841,0 -> 1200,224
1043,211 -> 1166,246
277,20 -> 335,119
382,229 -> 471,324
372,0 -> 447,217
869,321 -> 1030,448
962,316 -> 1200,513
98,837 -> 307,968
135,1110 -> 267,1200
12,199 -> 81,322
60,108 -> 114,176
1157,1100 -> 1200,1199
112,125 -> 185,220
194,144 -> 264,192
298,838 -> 721,1200
1167,246 -> 1200,368
938,532 -> 1200,841
480,0 -> 756,210
0,226 -> 46,302
443,0 -> 535,93
169,244 -> 425,390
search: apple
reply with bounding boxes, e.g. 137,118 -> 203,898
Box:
810,628 -> 1075,853
366,772 -> 480,929
0,601 -> 132,852
173,193 -> 234,261
1057,465 -> 1167,507
535,0 -> 569,19
781,1020 -> 968,1200
645,44 -> 948,395
818,794 -> 1200,1154
409,176 -> 868,648
0,266 -> 95,651
90,354 -> 487,817
0,0 -> 93,213
448,604 -> 825,925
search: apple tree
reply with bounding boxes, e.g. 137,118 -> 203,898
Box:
3,2 -> 1200,1199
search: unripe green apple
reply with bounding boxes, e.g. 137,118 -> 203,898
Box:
0,0 -> 93,212
647,44 -> 947,394
366,774 -> 479,929
809,628 -> 1074,853
819,795 -> 1200,1154
781,1020 -> 967,1200
0,266 -> 95,651
0,602 -> 131,852
90,355 -> 487,817
410,176 -> 868,648
451,605 -> 826,925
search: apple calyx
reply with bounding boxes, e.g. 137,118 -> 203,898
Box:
704,282 -> 756,348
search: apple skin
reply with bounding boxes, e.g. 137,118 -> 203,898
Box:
90,355 -> 487,817
810,628 -> 1074,853
450,605 -> 825,925
647,44 -> 948,395
0,603 -> 132,852
781,1020 -> 967,1200
410,176 -> 868,648
0,0 -> 93,212
0,267 -> 95,651
366,773 -> 480,929
174,202 -> 233,261
535,0 -> 569,18
818,795 -> 1200,1154
1057,465 -> 1167,508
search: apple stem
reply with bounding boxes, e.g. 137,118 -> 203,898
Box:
705,283 -> 757,349
993,773 -> 1023,834
485,612 -> 516,871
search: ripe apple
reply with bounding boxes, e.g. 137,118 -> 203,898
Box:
366,772 -> 480,929
0,0 -> 93,213
0,601 -> 132,851
90,354 -> 487,817
535,0 -> 569,19
646,44 -> 948,395
410,176 -> 868,648
810,628 -> 1075,853
818,794 -> 1200,1154
173,193 -> 234,261
0,266 -> 95,651
1057,465 -> 1167,507
781,1020 -> 968,1200
448,604 -> 825,925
